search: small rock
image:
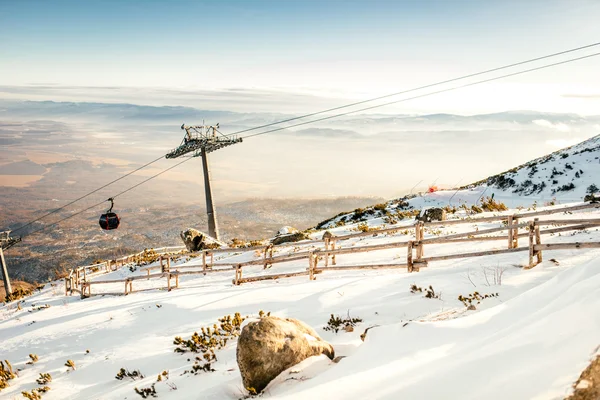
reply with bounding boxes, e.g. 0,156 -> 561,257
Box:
271,232 -> 309,245
417,207 -> 447,223
575,379 -> 591,389
467,305 -> 477,311
277,226 -> 299,236
343,325 -> 354,333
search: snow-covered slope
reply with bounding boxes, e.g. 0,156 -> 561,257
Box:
469,133 -> 600,201
316,134 -> 600,230
2,202 -> 600,399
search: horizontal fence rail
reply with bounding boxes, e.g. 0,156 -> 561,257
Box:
65,202 -> 600,296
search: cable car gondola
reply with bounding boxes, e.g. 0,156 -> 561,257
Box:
99,198 -> 120,230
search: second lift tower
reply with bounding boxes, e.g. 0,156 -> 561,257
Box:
166,124 -> 242,240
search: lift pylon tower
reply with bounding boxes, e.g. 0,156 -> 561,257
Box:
1,231 -> 21,296
165,124 -> 242,240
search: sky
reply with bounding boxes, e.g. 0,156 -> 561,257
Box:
1,0 -> 600,115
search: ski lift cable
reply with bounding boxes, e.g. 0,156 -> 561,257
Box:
12,154 -> 167,235
220,41 -> 600,138
8,44 -> 600,235
22,157 -> 193,239
240,51 -> 600,140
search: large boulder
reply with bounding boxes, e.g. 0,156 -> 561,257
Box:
179,228 -> 223,252
237,316 -> 334,394
416,207 -> 447,223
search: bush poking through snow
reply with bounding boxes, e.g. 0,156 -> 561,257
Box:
458,292 -> 498,307
21,387 -> 50,400
410,284 -> 440,299
64,360 -> 75,371
134,383 -> 157,398
0,360 -> 16,391
230,238 -> 264,248
5,287 -> 33,302
36,373 -> 52,385
356,223 -> 371,233
188,362 -> 215,374
480,197 -> 508,212
156,370 -> 169,382
471,205 -> 483,214
27,354 -> 39,365
115,368 -> 144,381
323,312 -> 363,334
174,313 -> 246,375
29,304 -> 50,312
174,313 -> 245,355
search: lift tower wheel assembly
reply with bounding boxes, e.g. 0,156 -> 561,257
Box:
165,124 -> 242,240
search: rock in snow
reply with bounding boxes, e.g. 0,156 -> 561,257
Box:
179,228 -> 223,252
417,207 -> 447,222
236,316 -> 335,393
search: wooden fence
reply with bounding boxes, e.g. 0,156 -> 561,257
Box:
65,202 -> 600,296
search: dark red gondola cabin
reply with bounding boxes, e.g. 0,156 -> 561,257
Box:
99,198 -> 120,230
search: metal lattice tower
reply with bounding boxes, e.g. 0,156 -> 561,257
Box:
1,231 -> 21,296
165,124 -> 242,240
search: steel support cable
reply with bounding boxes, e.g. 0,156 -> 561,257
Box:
22,157 -> 192,238
241,51 -> 600,139
221,42 -> 600,138
12,154 -> 167,234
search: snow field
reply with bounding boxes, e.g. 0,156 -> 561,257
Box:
1,202 -> 600,399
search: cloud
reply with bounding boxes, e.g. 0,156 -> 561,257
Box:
533,119 -> 570,132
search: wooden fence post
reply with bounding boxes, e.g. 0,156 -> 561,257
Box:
308,252 -> 315,280
513,216 -> 519,248
175,272 -> 179,288
419,222 -> 425,259
166,257 -> 171,272
324,238 -> 330,267
507,215 -> 514,249
124,280 -> 129,295
167,273 -> 171,291
407,241 -> 414,273
528,220 -> 535,268
64,278 -> 69,296
202,251 -> 207,275
534,218 -> 542,264
263,245 -> 273,269
210,252 -> 214,268
234,265 -> 242,286
331,240 -> 337,265
263,245 -> 269,269
160,256 -> 164,272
